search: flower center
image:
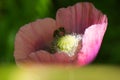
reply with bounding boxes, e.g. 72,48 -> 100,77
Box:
56,34 -> 82,56
50,27 -> 82,57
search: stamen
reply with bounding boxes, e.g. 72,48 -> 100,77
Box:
56,33 -> 82,57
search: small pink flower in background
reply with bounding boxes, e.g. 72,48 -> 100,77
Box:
14,2 -> 107,66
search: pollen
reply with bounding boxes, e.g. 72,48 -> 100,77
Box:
56,34 -> 82,57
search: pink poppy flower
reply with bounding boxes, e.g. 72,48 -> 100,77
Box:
14,2 -> 108,66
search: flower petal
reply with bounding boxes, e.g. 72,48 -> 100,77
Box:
56,2 -> 105,34
77,15 -> 107,66
28,50 -> 79,65
14,18 -> 57,63
53,53 -> 73,64
18,51 -> 76,65
29,50 -> 54,64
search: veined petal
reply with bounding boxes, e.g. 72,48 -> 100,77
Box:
14,18 -> 57,63
56,2 -> 105,34
77,15 -> 107,65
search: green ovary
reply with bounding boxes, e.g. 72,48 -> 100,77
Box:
57,35 -> 78,54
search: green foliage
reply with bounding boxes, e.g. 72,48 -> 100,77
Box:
36,0 -> 53,18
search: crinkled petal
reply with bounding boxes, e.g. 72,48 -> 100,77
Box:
29,51 -> 77,65
29,50 -> 54,64
14,18 -> 57,64
56,2 -> 104,33
77,15 -> 107,65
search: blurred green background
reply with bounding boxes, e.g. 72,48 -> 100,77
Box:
0,0 -> 120,65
